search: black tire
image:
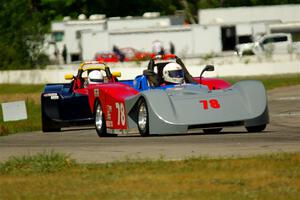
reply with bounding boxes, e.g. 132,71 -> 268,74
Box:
203,128 -> 222,134
94,100 -> 107,137
137,98 -> 149,137
246,124 -> 266,133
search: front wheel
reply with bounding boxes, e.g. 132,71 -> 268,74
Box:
137,98 -> 149,137
246,124 -> 266,133
94,101 -> 107,137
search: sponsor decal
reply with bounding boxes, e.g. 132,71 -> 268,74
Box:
50,96 -> 59,100
106,121 -> 113,127
107,105 -> 112,121
43,93 -> 59,100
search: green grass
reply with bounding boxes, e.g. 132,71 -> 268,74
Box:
0,84 -> 44,95
0,152 -> 299,199
224,74 -> 300,90
0,74 -> 300,136
0,151 -> 75,174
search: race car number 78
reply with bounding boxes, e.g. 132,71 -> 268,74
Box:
115,102 -> 125,126
200,99 -> 220,110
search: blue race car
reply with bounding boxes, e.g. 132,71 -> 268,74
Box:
41,61 -> 121,132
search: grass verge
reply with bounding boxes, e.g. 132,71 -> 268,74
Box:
0,151 -> 75,174
0,152 -> 299,199
224,73 -> 300,90
0,84 -> 44,95
0,74 -> 300,136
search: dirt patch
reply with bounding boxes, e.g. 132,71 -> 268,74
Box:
0,93 -> 40,104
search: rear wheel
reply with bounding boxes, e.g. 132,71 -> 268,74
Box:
137,98 -> 149,137
203,128 -> 222,134
246,124 -> 266,133
94,100 -> 107,137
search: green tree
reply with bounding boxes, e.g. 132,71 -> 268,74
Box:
1,0 -> 300,70
0,0 -> 49,69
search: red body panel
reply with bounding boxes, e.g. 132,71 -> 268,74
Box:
88,83 -> 139,130
194,77 -> 231,90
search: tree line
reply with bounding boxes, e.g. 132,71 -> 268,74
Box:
0,0 -> 299,69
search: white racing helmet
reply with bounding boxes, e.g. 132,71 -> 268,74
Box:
88,70 -> 104,84
162,62 -> 184,84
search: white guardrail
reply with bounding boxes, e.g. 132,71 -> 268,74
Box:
0,58 -> 299,84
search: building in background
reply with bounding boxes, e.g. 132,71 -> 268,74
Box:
46,14 -> 106,63
198,4 -> 300,51
45,4 -> 300,63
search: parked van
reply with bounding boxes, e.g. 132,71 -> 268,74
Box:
236,33 -> 298,56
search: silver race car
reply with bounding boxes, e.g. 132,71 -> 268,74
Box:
88,55 -> 269,136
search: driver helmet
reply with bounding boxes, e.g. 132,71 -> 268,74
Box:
162,62 -> 184,84
88,70 -> 104,84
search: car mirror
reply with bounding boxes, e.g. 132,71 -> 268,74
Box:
112,71 -> 121,77
64,74 -> 74,80
204,65 -> 214,72
199,65 -> 214,84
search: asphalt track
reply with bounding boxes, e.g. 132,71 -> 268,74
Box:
0,85 -> 299,163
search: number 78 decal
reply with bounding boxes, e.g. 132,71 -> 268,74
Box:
200,99 -> 221,110
115,102 -> 126,126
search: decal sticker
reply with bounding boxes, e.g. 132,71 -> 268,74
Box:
106,105 -> 112,121
94,89 -> 99,97
50,96 -> 59,100
115,102 -> 125,126
106,105 -> 113,127
106,121 -> 113,127
44,93 -> 59,100
200,99 -> 220,110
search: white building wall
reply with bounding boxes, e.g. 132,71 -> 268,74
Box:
51,22 -> 65,31
81,31 -> 109,61
64,21 -> 106,56
236,24 -> 252,36
107,17 -> 170,30
235,22 -> 267,37
199,4 -> 300,25
192,25 -> 221,55
80,25 -> 221,60
109,27 -> 192,56
252,23 -> 267,37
